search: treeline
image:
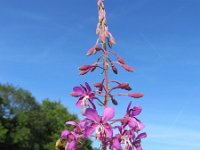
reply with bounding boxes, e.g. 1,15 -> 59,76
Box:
0,84 -> 93,150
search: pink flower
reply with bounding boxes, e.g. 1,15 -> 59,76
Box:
123,102 -> 145,131
71,82 -> 96,109
61,130 -> 77,150
84,107 -> 115,140
110,137 -> 122,150
133,133 -> 147,150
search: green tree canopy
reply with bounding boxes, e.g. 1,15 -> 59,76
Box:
0,83 -> 93,150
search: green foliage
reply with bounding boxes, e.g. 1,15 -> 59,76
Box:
0,83 -> 94,150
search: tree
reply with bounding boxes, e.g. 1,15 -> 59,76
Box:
0,83 -> 93,150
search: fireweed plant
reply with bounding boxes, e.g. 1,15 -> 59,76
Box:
56,0 -> 147,150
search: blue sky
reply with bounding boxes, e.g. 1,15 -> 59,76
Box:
0,0 -> 200,149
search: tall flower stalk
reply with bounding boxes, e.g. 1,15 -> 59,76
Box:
56,0 -> 146,149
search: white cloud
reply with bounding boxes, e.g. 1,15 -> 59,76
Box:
146,124 -> 200,149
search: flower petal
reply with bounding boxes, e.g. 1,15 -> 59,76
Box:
104,124 -> 113,138
61,130 -> 70,139
67,141 -> 76,150
127,101 -> 132,114
136,120 -> 145,131
128,117 -> 137,128
136,132 -> 147,140
85,82 -> 92,92
73,86 -> 84,94
130,105 -> 142,116
112,138 -> 122,150
85,108 -> 99,122
102,107 -> 115,123
66,121 -> 77,126
85,123 -> 98,138
76,98 -> 82,108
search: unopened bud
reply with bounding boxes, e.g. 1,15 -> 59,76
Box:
117,56 -> 126,64
86,47 -> 95,56
90,62 -> 98,72
79,65 -> 91,71
111,98 -> 118,105
93,82 -> 103,88
111,64 -> 118,74
80,69 -> 90,75
128,93 -> 144,98
100,33 -> 106,43
109,33 -> 116,45
122,64 -> 134,72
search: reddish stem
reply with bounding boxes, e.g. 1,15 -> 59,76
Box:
103,44 -> 109,107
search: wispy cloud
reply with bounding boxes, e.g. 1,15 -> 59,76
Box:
147,124 -> 200,149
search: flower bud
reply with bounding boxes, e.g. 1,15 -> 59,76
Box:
80,69 -> 90,75
117,56 -> 126,64
100,33 -> 106,43
111,98 -> 118,105
95,45 -> 102,51
93,82 -> 103,88
128,93 -> 144,98
90,62 -> 98,72
117,83 -> 132,91
79,65 -> 91,71
122,64 -> 134,72
111,65 -> 118,74
110,95 -> 118,105
86,47 -> 95,56
109,33 -> 116,45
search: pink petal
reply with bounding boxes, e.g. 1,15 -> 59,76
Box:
112,138 -> 122,150
76,98 -> 82,108
61,130 -> 70,139
136,120 -> 145,131
67,141 -> 76,150
127,101 -> 132,114
71,92 -> 82,97
130,106 -> 142,116
85,108 -> 99,122
73,86 -> 84,94
66,121 -> 77,126
85,124 -> 98,138
102,107 -> 115,123
104,124 -> 113,138
85,82 -> 92,92
136,132 -> 147,140
128,117 -> 137,128
136,147 -> 143,150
